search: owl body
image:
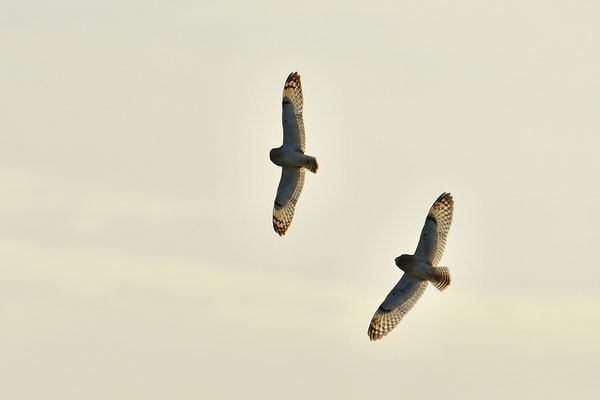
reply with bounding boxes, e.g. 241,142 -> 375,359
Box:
395,254 -> 438,282
270,145 -> 318,172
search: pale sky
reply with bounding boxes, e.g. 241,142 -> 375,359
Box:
1,1 -> 599,399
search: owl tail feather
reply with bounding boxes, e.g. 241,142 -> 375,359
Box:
431,266 -> 451,291
305,156 -> 318,173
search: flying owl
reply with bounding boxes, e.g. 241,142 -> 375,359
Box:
270,72 -> 318,236
367,192 -> 454,341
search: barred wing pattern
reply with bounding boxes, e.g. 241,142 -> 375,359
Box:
272,167 -> 305,236
282,72 -> 305,152
368,275 -> 429,341
414,192 -> 454,267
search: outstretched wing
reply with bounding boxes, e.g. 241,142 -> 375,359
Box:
272,167 -> 305,236
414,192 -> 454,267
368,274 -> 428,341
282,72 -> 305,152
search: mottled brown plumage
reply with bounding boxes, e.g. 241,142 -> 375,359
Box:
368,193 -> 454,340
270,72 -> 318,236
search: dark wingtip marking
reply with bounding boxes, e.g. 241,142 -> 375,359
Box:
368,325 -> 385,341
272,216 -> 288,236
284,72 -> 301,87
426,215 -> 437,223
436,192 -> 453,204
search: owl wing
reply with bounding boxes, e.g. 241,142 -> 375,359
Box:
414,192 -> 454,267
368,274 -> 429,341
281,72 -> 305,152
272,167 -> 305,236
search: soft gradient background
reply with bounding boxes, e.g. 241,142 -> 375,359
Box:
1,1 -> 599,399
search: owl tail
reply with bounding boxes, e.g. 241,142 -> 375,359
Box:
431,266 -> 451,291
305,156 -> 318,173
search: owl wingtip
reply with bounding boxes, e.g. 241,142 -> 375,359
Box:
272,218 -> 288,236
367,328 -> 385,341
438,192 -> 453,201
285,71 -> 301,84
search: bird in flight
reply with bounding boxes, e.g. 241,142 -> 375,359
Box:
367,193 -> 454,341
270,72 -> 318,236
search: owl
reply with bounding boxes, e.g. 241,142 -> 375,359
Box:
368,193 -> 454,340
270,72 -> 318,236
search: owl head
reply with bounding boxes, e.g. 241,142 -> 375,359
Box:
270,147 -> 284,166
395,254 -> 410,268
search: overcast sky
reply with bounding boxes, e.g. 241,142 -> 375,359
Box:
1,1 -> 599,399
